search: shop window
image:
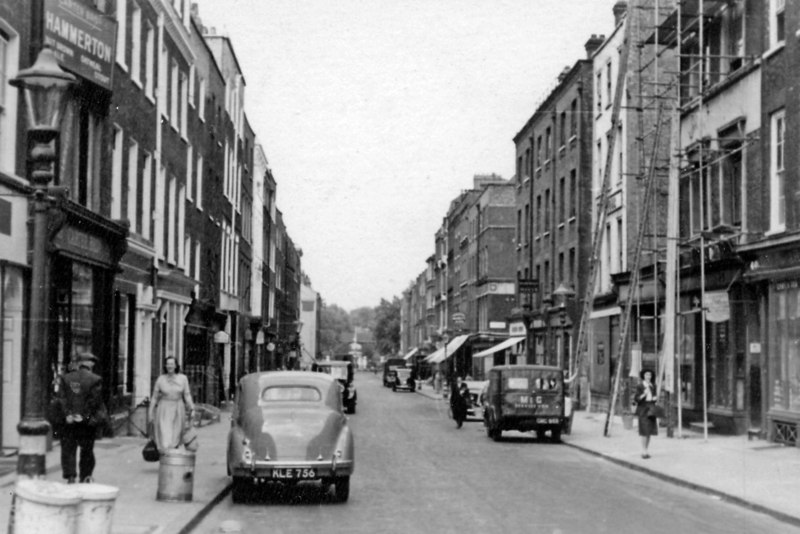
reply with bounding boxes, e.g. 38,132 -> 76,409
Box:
71,263 -> 95,356
116,292 -> 134,395
708,320 -> 731,409
771,284 -> 800,413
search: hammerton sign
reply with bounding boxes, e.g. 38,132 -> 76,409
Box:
44,0 -> 117,90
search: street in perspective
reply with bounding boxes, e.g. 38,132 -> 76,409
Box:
192,373 -> 800,534
1,0 -> 800,533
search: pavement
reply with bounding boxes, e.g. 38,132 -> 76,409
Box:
416,384 -> 800,529
1,381 -> 798,533
0,408 -> 233,534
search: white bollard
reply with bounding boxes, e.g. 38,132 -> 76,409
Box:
73,483 -> 120,534
12,479 -> 81,534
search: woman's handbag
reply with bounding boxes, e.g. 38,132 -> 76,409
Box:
646,403 -> 666,419
142,439 -> 160,462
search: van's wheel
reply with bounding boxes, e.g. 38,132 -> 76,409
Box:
487,424 -> 501,441
333,476 -> 350,503
551,428 -> 562,443
231,477 -> 250,503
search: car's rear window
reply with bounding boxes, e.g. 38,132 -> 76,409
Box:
261,386 -> 322,402
505,373 -> 562,393
319,366 -> 347,380
507,377 -> 529,390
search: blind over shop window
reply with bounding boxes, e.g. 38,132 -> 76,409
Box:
771,282 -> 800,413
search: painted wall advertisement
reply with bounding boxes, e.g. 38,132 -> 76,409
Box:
43,0 -> 117,90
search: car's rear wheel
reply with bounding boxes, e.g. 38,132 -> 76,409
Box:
550,428 -> 562,443
333,476 -> 350,503
392,385 -> 397,392
231,477 -> 250,504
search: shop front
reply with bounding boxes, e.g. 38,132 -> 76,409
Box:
47,206 -> 127,419
740,240 -> 800,446
675,262 -> 748,435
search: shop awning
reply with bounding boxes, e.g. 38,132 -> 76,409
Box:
426,334 -> 470,364
402,347 -> 419,360
473,337 -> 525,358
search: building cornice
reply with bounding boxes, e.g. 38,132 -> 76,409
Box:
150,0 -> 196,63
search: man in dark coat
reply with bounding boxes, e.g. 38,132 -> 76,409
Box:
56,352 -> 104,483
450,381 -> 468,429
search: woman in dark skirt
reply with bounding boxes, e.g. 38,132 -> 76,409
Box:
634,369 -> 658,459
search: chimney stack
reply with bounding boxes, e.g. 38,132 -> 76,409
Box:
584,34 -> 605,58
613,1 -> 628,26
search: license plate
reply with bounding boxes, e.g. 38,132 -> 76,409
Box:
270,468 -> 317,480
537,417 -> 560,424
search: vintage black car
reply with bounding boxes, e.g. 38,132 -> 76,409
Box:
392,367 -> 415,392
226,371 -> 355,503
313,359 -> 357,414
382,358 -> 406,387
483,365 -> 570,442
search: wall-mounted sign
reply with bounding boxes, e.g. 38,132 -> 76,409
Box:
703,290 -> 730,323
749,342 -> 761,354
213,331 -> 230,344
509,322 -> 526,336
518,279 -> 539,294
44,0 -> 117,90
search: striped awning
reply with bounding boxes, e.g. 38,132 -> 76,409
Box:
402,347 -> 419,360
473,337 -> 525,358
425,334 -> 470,364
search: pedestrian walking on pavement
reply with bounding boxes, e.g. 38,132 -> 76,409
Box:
451,381 -> 468,429
634,369 -> 658,459
56,352 -> 106,483
149,356 -> 196,454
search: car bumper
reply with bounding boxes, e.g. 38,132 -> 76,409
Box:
231,459 -> 355,481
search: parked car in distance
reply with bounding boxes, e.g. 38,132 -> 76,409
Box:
313,359 -> 357,414
483,365 -> 570,442
226,371 -> 355,503
392,367 -> 416,392
382,358 -> 407,387
463,380 -> 489,421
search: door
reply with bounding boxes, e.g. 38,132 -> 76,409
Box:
1,269 -> 23,448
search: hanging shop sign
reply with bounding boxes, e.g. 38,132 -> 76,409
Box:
703,290 -> 730,323
44,0 -> 117,90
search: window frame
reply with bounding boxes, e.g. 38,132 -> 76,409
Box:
770,109 -> 786,232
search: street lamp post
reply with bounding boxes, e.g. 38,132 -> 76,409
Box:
553,282 -> 576,371
541,294 -> 553,365
10,46 -> 75,477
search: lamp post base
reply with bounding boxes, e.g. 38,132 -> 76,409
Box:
17,419 -> 50,478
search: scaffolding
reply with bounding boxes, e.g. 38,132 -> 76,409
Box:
572,0 -> 759,437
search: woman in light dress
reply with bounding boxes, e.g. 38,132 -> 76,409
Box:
149,356 -> 195,454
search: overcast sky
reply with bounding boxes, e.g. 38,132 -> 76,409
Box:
196,0 -> 622,312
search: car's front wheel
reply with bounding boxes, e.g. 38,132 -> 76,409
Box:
231,477 -> 250,504
333,476 -> 350,503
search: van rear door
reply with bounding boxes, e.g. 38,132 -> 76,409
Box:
501,369 -> 563,419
